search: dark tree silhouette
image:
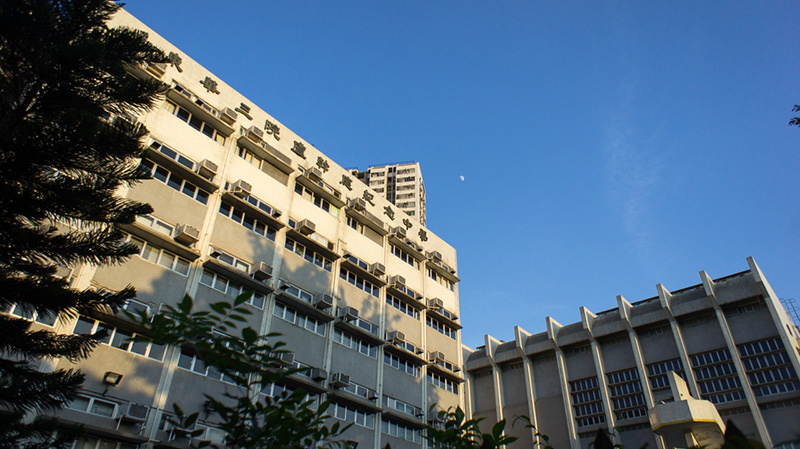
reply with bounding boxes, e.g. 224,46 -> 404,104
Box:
0,0 -> 165,446
592,428 -> 614,449
790,105 -> 800,127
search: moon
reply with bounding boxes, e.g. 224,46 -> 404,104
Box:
459,175 -> 465,181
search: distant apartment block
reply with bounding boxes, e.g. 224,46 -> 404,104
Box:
351,162 -> 427,226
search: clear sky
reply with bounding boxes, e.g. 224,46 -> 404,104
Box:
123,1 -> 800,349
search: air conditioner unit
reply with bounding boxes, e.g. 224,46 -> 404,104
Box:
428,298 -> 444,310
429,351 -> 445,363
277,352 -> 295,366
219,107 -> 238,125
313,293 -> 333,309
231,179 -> 252,198
166,421 -> 196,440
331,372 -> 351,388
271,208 -> 282,218
173,224 -> 200,245
388,275 -> 406,287
295,219 -> 315,235
246,125 -> 264,142
368,262 -> 386,277
454,366 -> 461,373
145,62 -> 167,77
386,330 -> 405,343
310,368 -> 328,381
252,262 -> 273,281
120,402 -> 149,423
196,159 -> 218,179
307,167 -> 323,181
338,306 -> 358,322
348,198 -> 367,212
391,226 -> 407,238
368,390 -> 380,400
427,250 -> 443,262
428,410 -> 444,423
415,347 -> 425,355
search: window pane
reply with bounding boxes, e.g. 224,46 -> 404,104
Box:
141,245 -> 159,263
153,166 -> 169,183
189,116 -> 203,131
176,107 -> 190,121
130,338 -> 149,356
175,258 -> 190,275
158,252 -> 176,269
178,352 -> 194,370
200,270 -> 215,286
112,329 -> 132,350
148,342 -> 166,361
196,189 -> 209,205
167,174 -> 182,191
91,400 -> 116,417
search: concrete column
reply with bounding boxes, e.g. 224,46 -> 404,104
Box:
515,326 -> 541,447
549,316 -> 580,449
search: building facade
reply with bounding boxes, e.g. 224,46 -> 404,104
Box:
16,9 -> 464,449
350,163 -> 427,226
463,258 -> 800,449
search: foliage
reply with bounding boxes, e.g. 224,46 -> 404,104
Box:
790,105 -> 800,127
721,420 -> 764,449
135,294 -> 349,449
0,0 -> 165,447
512,415 -> 553,449
425,407 -> 517,449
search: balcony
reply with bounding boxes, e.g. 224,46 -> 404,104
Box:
427,354 -> 465,382
285,220 -> 340,262
236,128 -> 294,174
334,311 -> 383,345
120,221 -> 201,262
384,339 -> 427,365
202,253 -> 274,296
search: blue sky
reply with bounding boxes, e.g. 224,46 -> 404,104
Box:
123,1 -> 800,348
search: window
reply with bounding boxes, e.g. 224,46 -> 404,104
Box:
330,402 -> 375,428
381,419 -> 421,443
177,348 -> 237,384
135,214 -> 175,237
427,372 -> 458,394
334,329 -> 377,358
383,396 -> 423,418
384,353 -> 420,377
273,303 -> 326,336
427,316 -> 456,339
4,303 -> 58,327
647,359 -> 685,390
218,201 -> 277,241
278,282 -> 314,302
209,247 -> 251,273
738,337 -> 800,398
73,317 -> 166,361
386,294 -> 420,320
346,216 -> 365,234
139,159 -> 210,205
427,268 -> 453,291
339,267 -> 380,297
199,269 -> 266,309
238,145 -> 279,174
294,182 -> 339,217
606,368 -> 647,421
570,377 -> 605,427
342,379 -> 375,400
390,244 -> 419,269
122,232 -> 191,275
690,348 -> 745,404
70,436 -> 137,449
285,238 -> 332,272
66,395 -> 118,418
149,139 -> 196,170
164,99 -> 226,144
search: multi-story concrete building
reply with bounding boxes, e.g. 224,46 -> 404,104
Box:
350,163 -> 427,226
463,258 -> 800,449
14,8 -> 464,449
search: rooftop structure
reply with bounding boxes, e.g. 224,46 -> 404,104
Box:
351,162 -> 427,226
